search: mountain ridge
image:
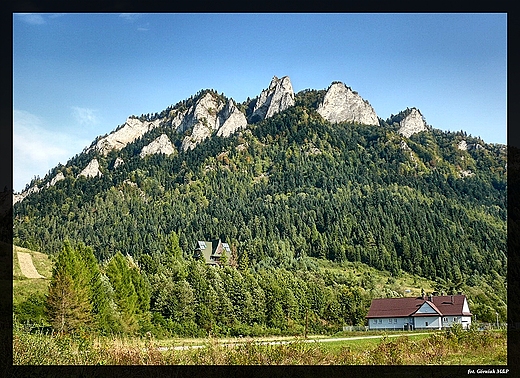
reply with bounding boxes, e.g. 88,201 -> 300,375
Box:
15,74 -> 504,201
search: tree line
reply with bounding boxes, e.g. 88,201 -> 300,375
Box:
40,238 -> 378,337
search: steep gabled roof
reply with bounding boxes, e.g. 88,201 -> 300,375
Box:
366,295 -> 471,318
411,301 -> 442,317
194,239 -> 230,265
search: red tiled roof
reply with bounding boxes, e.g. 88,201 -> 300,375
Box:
431,295 -> 472,316
366,295 -> 471,318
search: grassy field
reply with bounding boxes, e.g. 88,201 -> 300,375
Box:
13,327 -> 506,365
316,258 -> 435,297
13,246 -> 52,301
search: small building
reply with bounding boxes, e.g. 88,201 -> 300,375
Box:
194,239 -> 231,266
366,295 -> 472,330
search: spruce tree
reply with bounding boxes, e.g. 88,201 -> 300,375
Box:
105,252 -> 140,334
78,242 -> 118,334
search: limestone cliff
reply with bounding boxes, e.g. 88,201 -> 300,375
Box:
47,172 -> 65,187
457,140 -> 468,151
113,157 -> 125,169
397,108 -> 428,138
90,117 -> 162,156
13,185 -> 39,205
216,99 -> 247,137
78,158 -> 102,178
179,93 -> 247,151
179,92 -> 225,151
317,82 -> 379,126
250,76 -> 295,123
140,134 -> 176,157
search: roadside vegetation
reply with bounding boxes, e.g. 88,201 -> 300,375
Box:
13,323 -> 506,365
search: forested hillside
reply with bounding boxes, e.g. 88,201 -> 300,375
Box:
13,87 -> 507,333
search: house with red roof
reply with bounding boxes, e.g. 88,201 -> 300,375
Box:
366,295 -> 472,330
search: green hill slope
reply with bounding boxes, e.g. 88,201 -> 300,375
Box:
13,245 -> 53,325
12,89 -> 507,327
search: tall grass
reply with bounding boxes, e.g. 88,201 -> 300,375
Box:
13,323 -> 506,365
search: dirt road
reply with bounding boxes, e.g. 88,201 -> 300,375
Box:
158,332 -> 431,351
17,251 -> 45,279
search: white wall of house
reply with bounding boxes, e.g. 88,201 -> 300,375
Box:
448,315 -> 472,329
462,298 -> 470,314
461,316 -> 472,329
414,316 -> 441,329
368,317 -> 414,330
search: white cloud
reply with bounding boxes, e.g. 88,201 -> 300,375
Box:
16,13 -> 46,25
13,110 -> 90,192
72,106 -> 99,126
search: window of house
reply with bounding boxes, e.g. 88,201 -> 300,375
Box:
453,317 -> 458,322
394,319 -> 398,323
378,319 -> 382,324
425,322 -> 429,326
388,319 -> 392,323
443,317 -> 448,322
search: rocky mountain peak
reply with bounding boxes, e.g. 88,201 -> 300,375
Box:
216,99 -> 247,138
179,92 -> 246,151
398,108 -> 428,138
250,76 -> 295,123
317,82 -> 379,126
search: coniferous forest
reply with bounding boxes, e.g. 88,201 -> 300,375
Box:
13,89 -> 507,337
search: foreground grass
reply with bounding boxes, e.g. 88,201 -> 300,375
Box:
13,326 -> 506,365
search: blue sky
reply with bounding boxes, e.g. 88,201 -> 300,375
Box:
13,13 -> 507,192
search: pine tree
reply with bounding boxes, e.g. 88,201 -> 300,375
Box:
46,241 -> 93,334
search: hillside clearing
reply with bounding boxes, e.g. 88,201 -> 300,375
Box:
17,251 -> 45,279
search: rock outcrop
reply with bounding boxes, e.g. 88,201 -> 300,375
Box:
140,134 -> 176,157
397,108 -> 428,138
179,92 -> 225,151
459,169 -> 474,178
13,185 -> 40,205
250,76 -> 295,123
90,117 -> 162,156
216,99 -> 247,137
15,170 -> 68,205
178,93 -> 247,151
113,157 -> 125,169
317,82 -> 379,126
457,140 -> 468,151
47,172 -> 65,187
78,158 -> 102,178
